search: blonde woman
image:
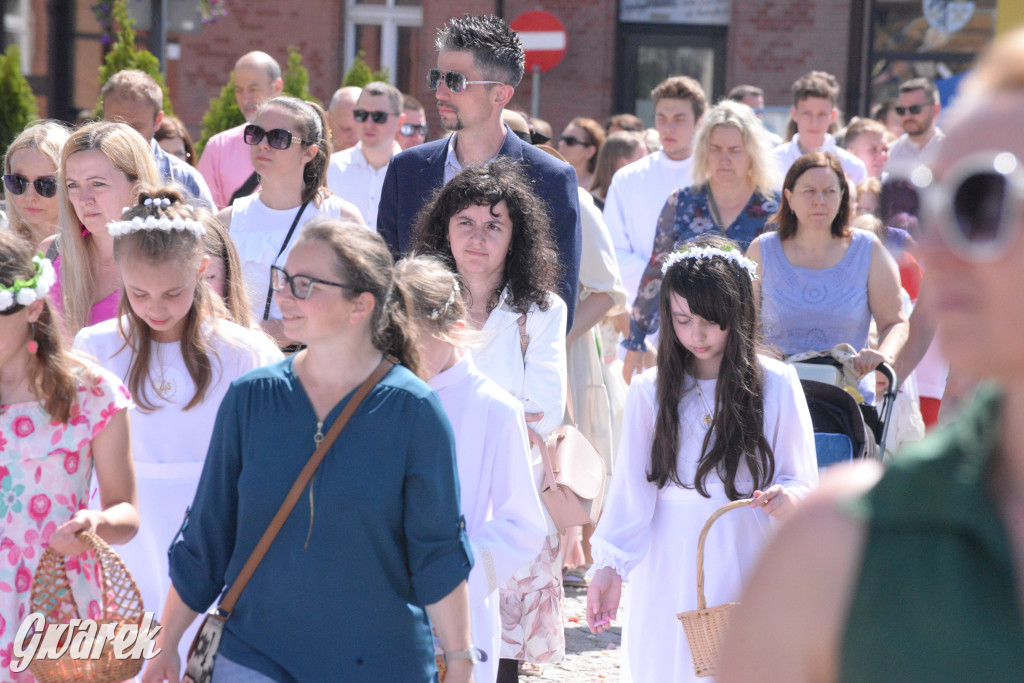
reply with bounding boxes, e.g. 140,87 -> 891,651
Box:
622,100 -> 780,382
44,121 -> 159,337
3,120 -> 70,243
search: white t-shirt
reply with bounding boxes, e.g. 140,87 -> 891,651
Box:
230,194 -> 365,321
602,150 -> 694,302
774,133 -> 867,188
326,143 -> 391,229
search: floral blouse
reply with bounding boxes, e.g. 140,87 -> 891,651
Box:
622,184 -> 780,351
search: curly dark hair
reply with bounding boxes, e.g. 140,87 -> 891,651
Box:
411,158 -> 560,317
649,234 -> 775,499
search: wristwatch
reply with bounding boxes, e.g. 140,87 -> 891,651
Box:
443,647 -> 488,664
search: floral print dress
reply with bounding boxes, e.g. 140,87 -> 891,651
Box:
0,365 -> 131,679
622,184 -> 780,351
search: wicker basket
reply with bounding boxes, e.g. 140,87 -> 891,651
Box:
677,498 -> 753,678
27,531 -> 149,683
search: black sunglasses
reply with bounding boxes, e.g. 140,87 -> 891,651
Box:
353,109 -> 397,124
427,68 -> 504,94
559,135 -> 592,147
911,151 -> 1024,261
270,265 -> 356,300
3,174 -> 58,198
243,124 -> 309,150
400,123 -> 429,137
894,104 -> 926,116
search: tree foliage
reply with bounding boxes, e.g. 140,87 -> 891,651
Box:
94,0 -> 173,118
341,51 -> 391,88
0,45 -> 39,160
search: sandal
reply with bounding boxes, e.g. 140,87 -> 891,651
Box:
518,661 -> 545,677
562,565 -> 591,588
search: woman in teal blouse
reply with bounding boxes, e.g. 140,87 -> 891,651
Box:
143,218 -> 475,683
717,31 -> 1024,682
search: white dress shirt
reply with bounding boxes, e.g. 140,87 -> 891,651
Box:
326,142 -> 395,228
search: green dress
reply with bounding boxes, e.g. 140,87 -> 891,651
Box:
840,385 -> 1024,681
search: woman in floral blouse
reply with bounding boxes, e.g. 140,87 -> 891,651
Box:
622,101 -> 780,381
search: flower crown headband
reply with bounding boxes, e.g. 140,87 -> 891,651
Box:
0,254 -> 56,313
427,279 -> 461,320
661,244 -> 759,281
107,197 -> 206,239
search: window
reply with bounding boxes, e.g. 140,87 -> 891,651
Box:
345,0 -> 423,94
3,0 -> 31,71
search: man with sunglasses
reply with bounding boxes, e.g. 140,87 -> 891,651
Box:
397,94 -> 429,150
377,14 -> 581,329
887,78 -> 944,174
198,51 -> 284,208
326,81 -> 405,228
101,69 -> 215,209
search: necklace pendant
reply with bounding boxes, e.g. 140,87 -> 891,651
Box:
314,421 -> 324,446
703,413 -> 713,428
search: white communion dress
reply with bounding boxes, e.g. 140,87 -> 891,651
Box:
428,353 -> 548,683
590,356 -> 818,682
74,317 -> 282,662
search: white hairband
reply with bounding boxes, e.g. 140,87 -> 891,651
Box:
107,215 -> 207,239
0,254 -> 56,313
427,280 -> 461,320
661,245 -> 759,280
144,197 -> 171,208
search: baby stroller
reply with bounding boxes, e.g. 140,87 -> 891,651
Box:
786,354 -> 898,469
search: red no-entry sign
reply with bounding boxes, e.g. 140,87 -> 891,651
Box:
511,11 -> 568,74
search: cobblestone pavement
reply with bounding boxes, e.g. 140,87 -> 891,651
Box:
527,584 -> 627,682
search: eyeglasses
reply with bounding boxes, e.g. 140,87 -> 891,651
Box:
558,135 -> 592,147
353,109 -> 397,124
3,174 -> 58,198
270,265 -> 356,300
911,151 -> 1024,261
243,124 -> 310,150
894,104 -> 926,116
400,123 -> 429,138
428,68 -> 504,93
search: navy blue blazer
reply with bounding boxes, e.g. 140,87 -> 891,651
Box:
376,126 -> 582,328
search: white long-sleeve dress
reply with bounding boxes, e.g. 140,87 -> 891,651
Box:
428,354 -> 548,682
591,356 -> 817,682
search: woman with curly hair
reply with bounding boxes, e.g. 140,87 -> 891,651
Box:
413,157 -> 568,681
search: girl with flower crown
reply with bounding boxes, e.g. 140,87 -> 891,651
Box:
72,185 -> 282,664
585,234 -> 817,682
0,230 -> 138,674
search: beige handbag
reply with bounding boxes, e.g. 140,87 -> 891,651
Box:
518,315 -> 607,533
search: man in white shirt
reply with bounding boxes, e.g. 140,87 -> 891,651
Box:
774,71 -> 866,185
326,81 -> 404,228
197,51 -> 283,208
327,86 -> 362,153
603,75 -> 707,305
887,77 -> 944,173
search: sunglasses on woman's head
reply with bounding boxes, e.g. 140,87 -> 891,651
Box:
243,124 -> 309,150
559,135 -> 591,147
400,123 -> 429,138
912,151 -> 1024,261
3,174 -> 58,198
427,68 -> 504,93
353,109 -> 397,124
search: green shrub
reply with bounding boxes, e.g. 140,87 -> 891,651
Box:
0,45 -> 39,160
94,0 -> 173,118
341,51 -> 390,88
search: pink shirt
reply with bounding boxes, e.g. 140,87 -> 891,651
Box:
50,254 -> 121,330
197,123 -> 257,209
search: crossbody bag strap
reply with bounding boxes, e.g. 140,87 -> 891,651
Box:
217,357 -> 394,616
517,312 -> 578,427
262,201 -> 310,322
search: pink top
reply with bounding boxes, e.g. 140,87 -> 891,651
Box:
50,254 -> 121,330
197,123 -> 257,209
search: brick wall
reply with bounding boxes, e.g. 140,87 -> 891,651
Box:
725,0 -> 854,110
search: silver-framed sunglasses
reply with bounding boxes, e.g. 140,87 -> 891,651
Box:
909,151 -> 1024,261
428,68 -> 504,93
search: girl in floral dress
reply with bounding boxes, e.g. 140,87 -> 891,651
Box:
0,231 -> 137,679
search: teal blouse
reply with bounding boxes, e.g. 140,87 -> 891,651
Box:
841,386 -> 1024,681
169,358 -> 472,682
